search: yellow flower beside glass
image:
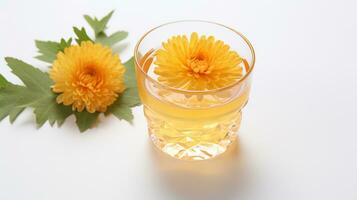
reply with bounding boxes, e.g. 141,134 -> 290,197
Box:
135,21 -> 255,160
50,41 -> 126,113
0,11 -> 140,132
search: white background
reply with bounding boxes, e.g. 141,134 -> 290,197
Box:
0,0 -> 356,199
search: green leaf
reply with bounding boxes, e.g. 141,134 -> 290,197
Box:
108,102 -> 134,123
58,38 -> 72,52
123,57 -> 137,88
0,84 -> 33,121
74,111 -> 99,132
120,88 -> 141,107
5,57 -> 52,91
33,96 -> 72,127
84,10 -> 114,36
84,11 -> 127,47
106,88 -> 138,123
73,27 -> 93,44
35,55 -> 55,63
0,74 -> 8,88
105,57 -> 141,123
83,15 -> 98,33
97,10 -> 114,33
0,58 -> 73,127
35,38 -> 72,63
96,31 -> 128,46
5,57 -> 52,93
35,40 -> 60,63
122,57 -> 141,107
9,107 -> 25,123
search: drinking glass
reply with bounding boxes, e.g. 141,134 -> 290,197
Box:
134,21 -> 255,160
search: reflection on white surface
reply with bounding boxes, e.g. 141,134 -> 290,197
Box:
149,138 -> 250,200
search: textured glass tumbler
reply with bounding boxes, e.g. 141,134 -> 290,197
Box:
134,21 -> 255,160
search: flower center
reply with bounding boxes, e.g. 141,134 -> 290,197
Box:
77,66 -> 101,90
187,56 -> 210,77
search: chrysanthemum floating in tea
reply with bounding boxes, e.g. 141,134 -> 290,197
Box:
154,32 -> 243,90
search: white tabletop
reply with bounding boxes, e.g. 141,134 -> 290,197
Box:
0,0 -> 356,199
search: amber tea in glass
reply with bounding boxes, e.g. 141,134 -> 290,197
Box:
134,21 -> 255,160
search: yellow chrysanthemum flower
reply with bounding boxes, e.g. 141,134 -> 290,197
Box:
154,32 -> 243,90
49,41 -> 126,113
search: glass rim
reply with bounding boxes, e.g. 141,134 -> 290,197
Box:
134,20 -> 256,94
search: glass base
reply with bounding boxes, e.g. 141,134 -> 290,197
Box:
146,109 -> 242,161
150,132 -> 237,161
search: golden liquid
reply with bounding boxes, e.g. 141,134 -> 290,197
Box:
137,52 -> 251,160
